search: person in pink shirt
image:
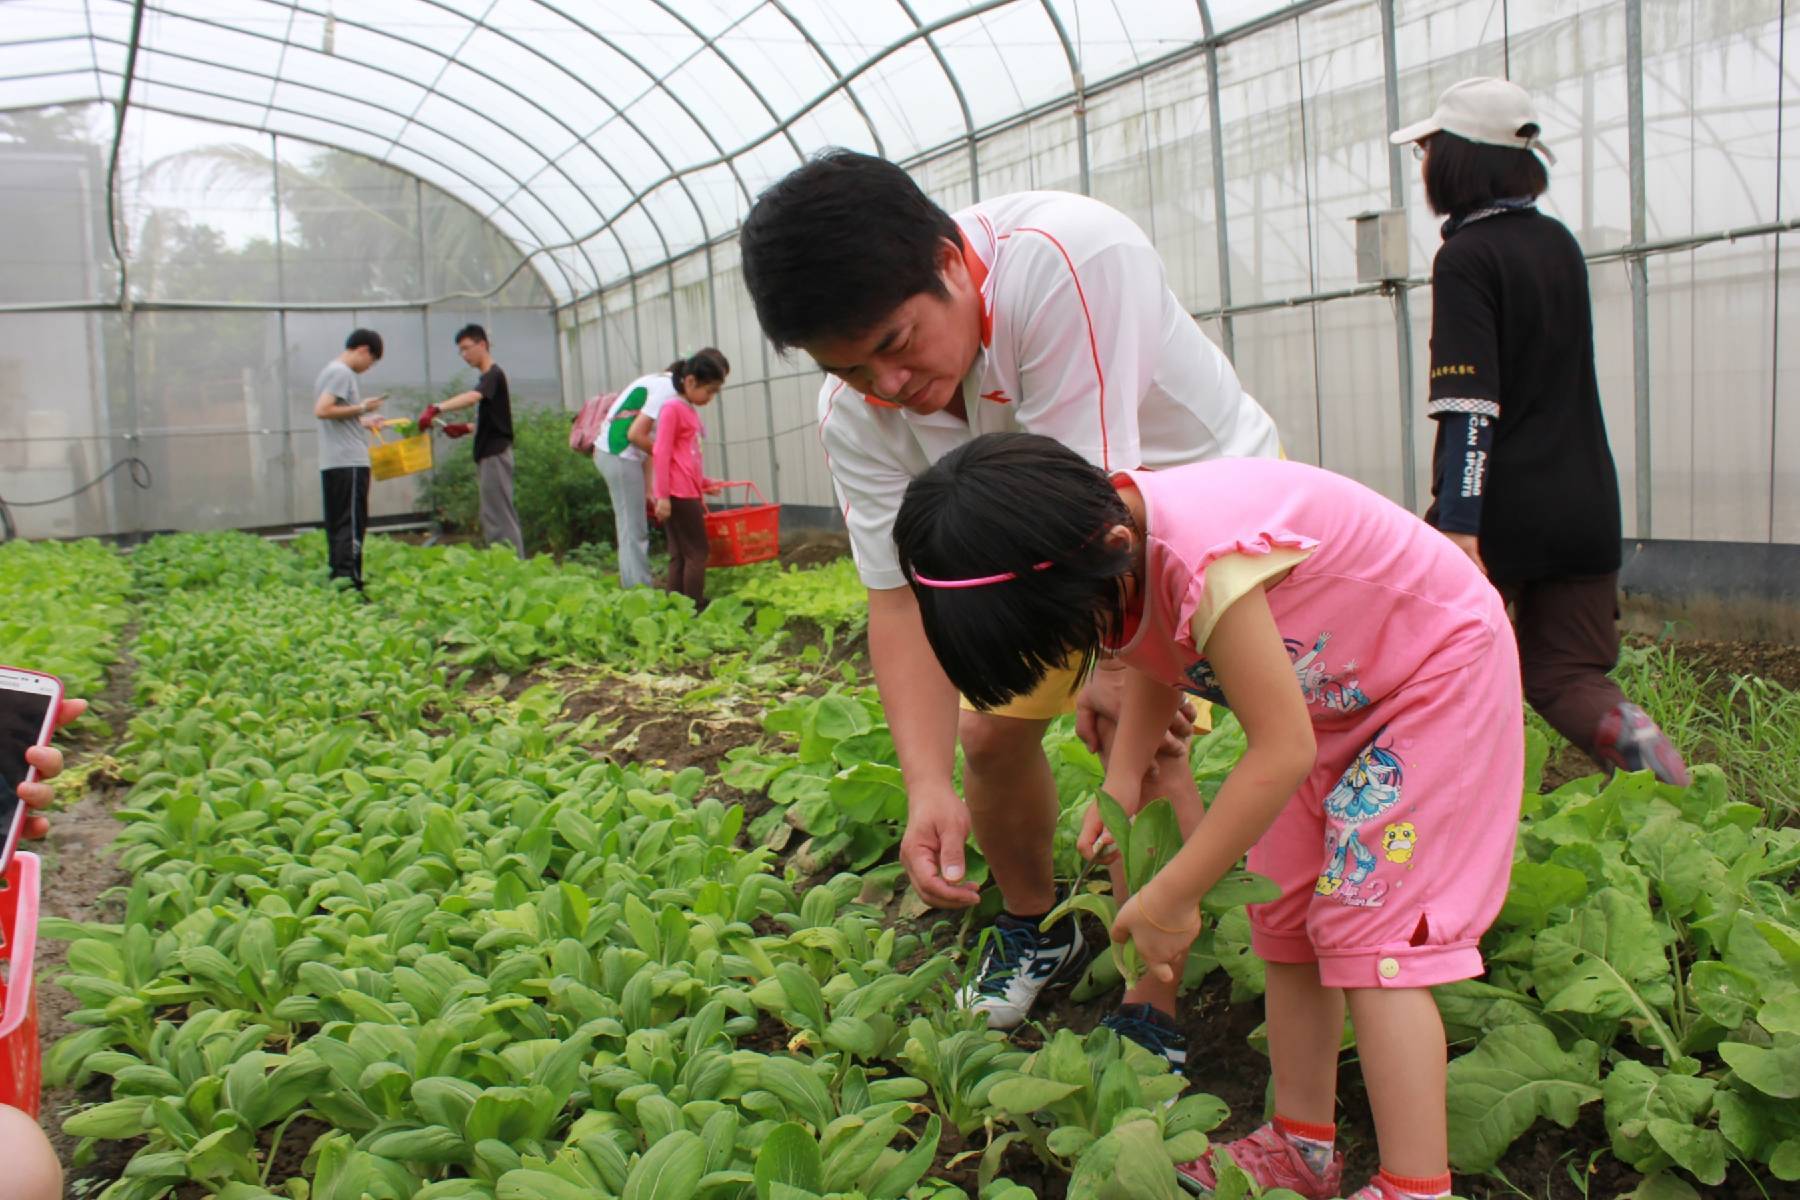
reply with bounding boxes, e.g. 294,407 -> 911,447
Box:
892,432 -> 1525,1200
651,352 -> 729,605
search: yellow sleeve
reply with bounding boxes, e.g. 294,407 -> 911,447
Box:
1185,547 -> 1313,651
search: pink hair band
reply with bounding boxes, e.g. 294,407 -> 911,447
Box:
911,560 -> 1054,589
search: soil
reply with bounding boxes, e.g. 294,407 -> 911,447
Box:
1666,636 -> 1800,692
778,530 -> 850,569
31,633 -> 137,1194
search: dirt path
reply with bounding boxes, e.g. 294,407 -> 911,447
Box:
31,632 -> 137,1189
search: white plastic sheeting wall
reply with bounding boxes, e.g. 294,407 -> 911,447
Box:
560,0 -> 1799,547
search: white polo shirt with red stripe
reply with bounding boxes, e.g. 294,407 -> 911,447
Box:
817,189 -> 1282,591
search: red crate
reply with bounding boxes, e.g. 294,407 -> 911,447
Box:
704,480 -> 781,568
0,851 -> 42,1117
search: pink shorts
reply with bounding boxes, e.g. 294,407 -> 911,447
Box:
1246,634 -> 1524,990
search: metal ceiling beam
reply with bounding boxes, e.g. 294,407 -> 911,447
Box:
769,0 -> 888,158
517,0 -> 1018,272
1034,0 -> 1090,194
221,0 -> 612,298
104,0 -> 145,294
81,51 -> 578,300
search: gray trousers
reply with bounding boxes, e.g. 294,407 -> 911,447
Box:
476,447 -> 524,557
594,448 -> 652,587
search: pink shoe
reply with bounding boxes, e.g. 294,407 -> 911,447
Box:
1593,702 -> 1691,786
1175,1123 -> 1343,1199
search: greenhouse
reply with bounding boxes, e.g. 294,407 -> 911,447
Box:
1,1 -> 1798,1199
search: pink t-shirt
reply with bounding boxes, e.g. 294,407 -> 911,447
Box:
652,397 -> 709,500
1108,458 -> 1504,727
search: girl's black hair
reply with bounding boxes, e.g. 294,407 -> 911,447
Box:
893,432 -> 1134,710
668,347 -> 730,387
1422,130 -> 1550,216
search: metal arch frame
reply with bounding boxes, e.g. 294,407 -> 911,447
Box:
893,0 -> 982,198
100,9 -> 593,302
1033,0 -> 1090,194
766,0 -> 888,158
506,0 -> 1021,273
226,0 -> 614,302
76,48 -> 577,303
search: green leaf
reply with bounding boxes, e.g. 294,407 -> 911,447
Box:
758,1057 -> 835,1130
988,1074 -> 1084,1115
621,1130 -> 707,1200
864,1113 -> 938,1200
1687,962 -> 1762,1030
1446,1023 -> 1602,1171
754,1122 -> 823,1199
1720,1035 -> 1800,1098
1500,861 -> 1589,928
1601,1059 -> 1724,1184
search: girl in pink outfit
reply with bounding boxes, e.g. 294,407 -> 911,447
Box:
651,353 -> 729,605
892,432 -> 1523,1200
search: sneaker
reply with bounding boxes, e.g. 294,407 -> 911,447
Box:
1100,1003 -> 1187,1075
1175,1123 -> 1343,1199
958,904 -> 1092,1030
1594,702 -> 1691,786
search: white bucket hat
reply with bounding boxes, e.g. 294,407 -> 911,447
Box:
1390,76 -> 1556,164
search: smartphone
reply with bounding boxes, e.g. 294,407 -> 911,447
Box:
0,666 -> 63,872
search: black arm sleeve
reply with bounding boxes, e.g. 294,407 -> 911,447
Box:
1432,411 -> 1495,534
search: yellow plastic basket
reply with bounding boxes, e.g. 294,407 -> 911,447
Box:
369,425 -> 433,481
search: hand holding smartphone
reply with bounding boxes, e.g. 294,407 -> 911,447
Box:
1,667 -> 63,873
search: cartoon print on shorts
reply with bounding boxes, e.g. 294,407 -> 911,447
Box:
1381,821 -> 1417,864
1182,631 -> 1370,714
1316,728 -> 1404,906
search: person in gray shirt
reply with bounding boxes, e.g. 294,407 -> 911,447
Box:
314,328 -> 385,591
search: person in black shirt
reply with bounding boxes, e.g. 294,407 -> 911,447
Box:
1393,77 -> 1689,786
419,323 -> 524,556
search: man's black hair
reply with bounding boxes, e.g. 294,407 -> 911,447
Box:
893,432 -> 1133,710
1423,130 -> 1550,217
454,323 -> 488,347
345,328 -> 383,359
740,149 -> 961,351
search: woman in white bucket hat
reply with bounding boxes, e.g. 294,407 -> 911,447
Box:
1174,76 -> 1693,1200
1398,79 -> 1690,790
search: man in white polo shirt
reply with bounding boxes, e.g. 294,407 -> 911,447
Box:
741,150 -> 1281,1065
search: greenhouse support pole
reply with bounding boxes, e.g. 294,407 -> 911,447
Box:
706,241 -> 729,482
271,135 -> 295,526
1204,43 -> 1235,359
416,180 -> 434,402
1626,0 -> 1652,537
759,338 -> 780,500
1379,0 -> 1418,511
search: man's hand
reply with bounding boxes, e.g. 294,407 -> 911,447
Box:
899,792 -> 981,908
1077,663 -> 1194,759
1444,531 -> 1486,576
443,423 -> 473,439
418,403 -> 441,431
358,414 -> 384,432
654,497 -> 672,523
361,394 -> 386,416
17,697 -> 88,841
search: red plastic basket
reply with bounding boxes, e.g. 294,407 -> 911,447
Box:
0,850 -> 42,1117
704,480 -> 781,568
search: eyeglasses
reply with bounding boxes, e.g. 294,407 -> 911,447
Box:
1411,142 -> 1427,161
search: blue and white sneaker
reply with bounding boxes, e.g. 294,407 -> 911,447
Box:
1101,1002 -> 1188,1076
959,905 -> 1093,1030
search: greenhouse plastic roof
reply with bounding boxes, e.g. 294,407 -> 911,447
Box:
0,0 -> 1303,304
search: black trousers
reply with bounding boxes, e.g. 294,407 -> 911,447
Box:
1497,572 -> 1626,761
321,466 -> 371,590
663,496 -> 709,605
